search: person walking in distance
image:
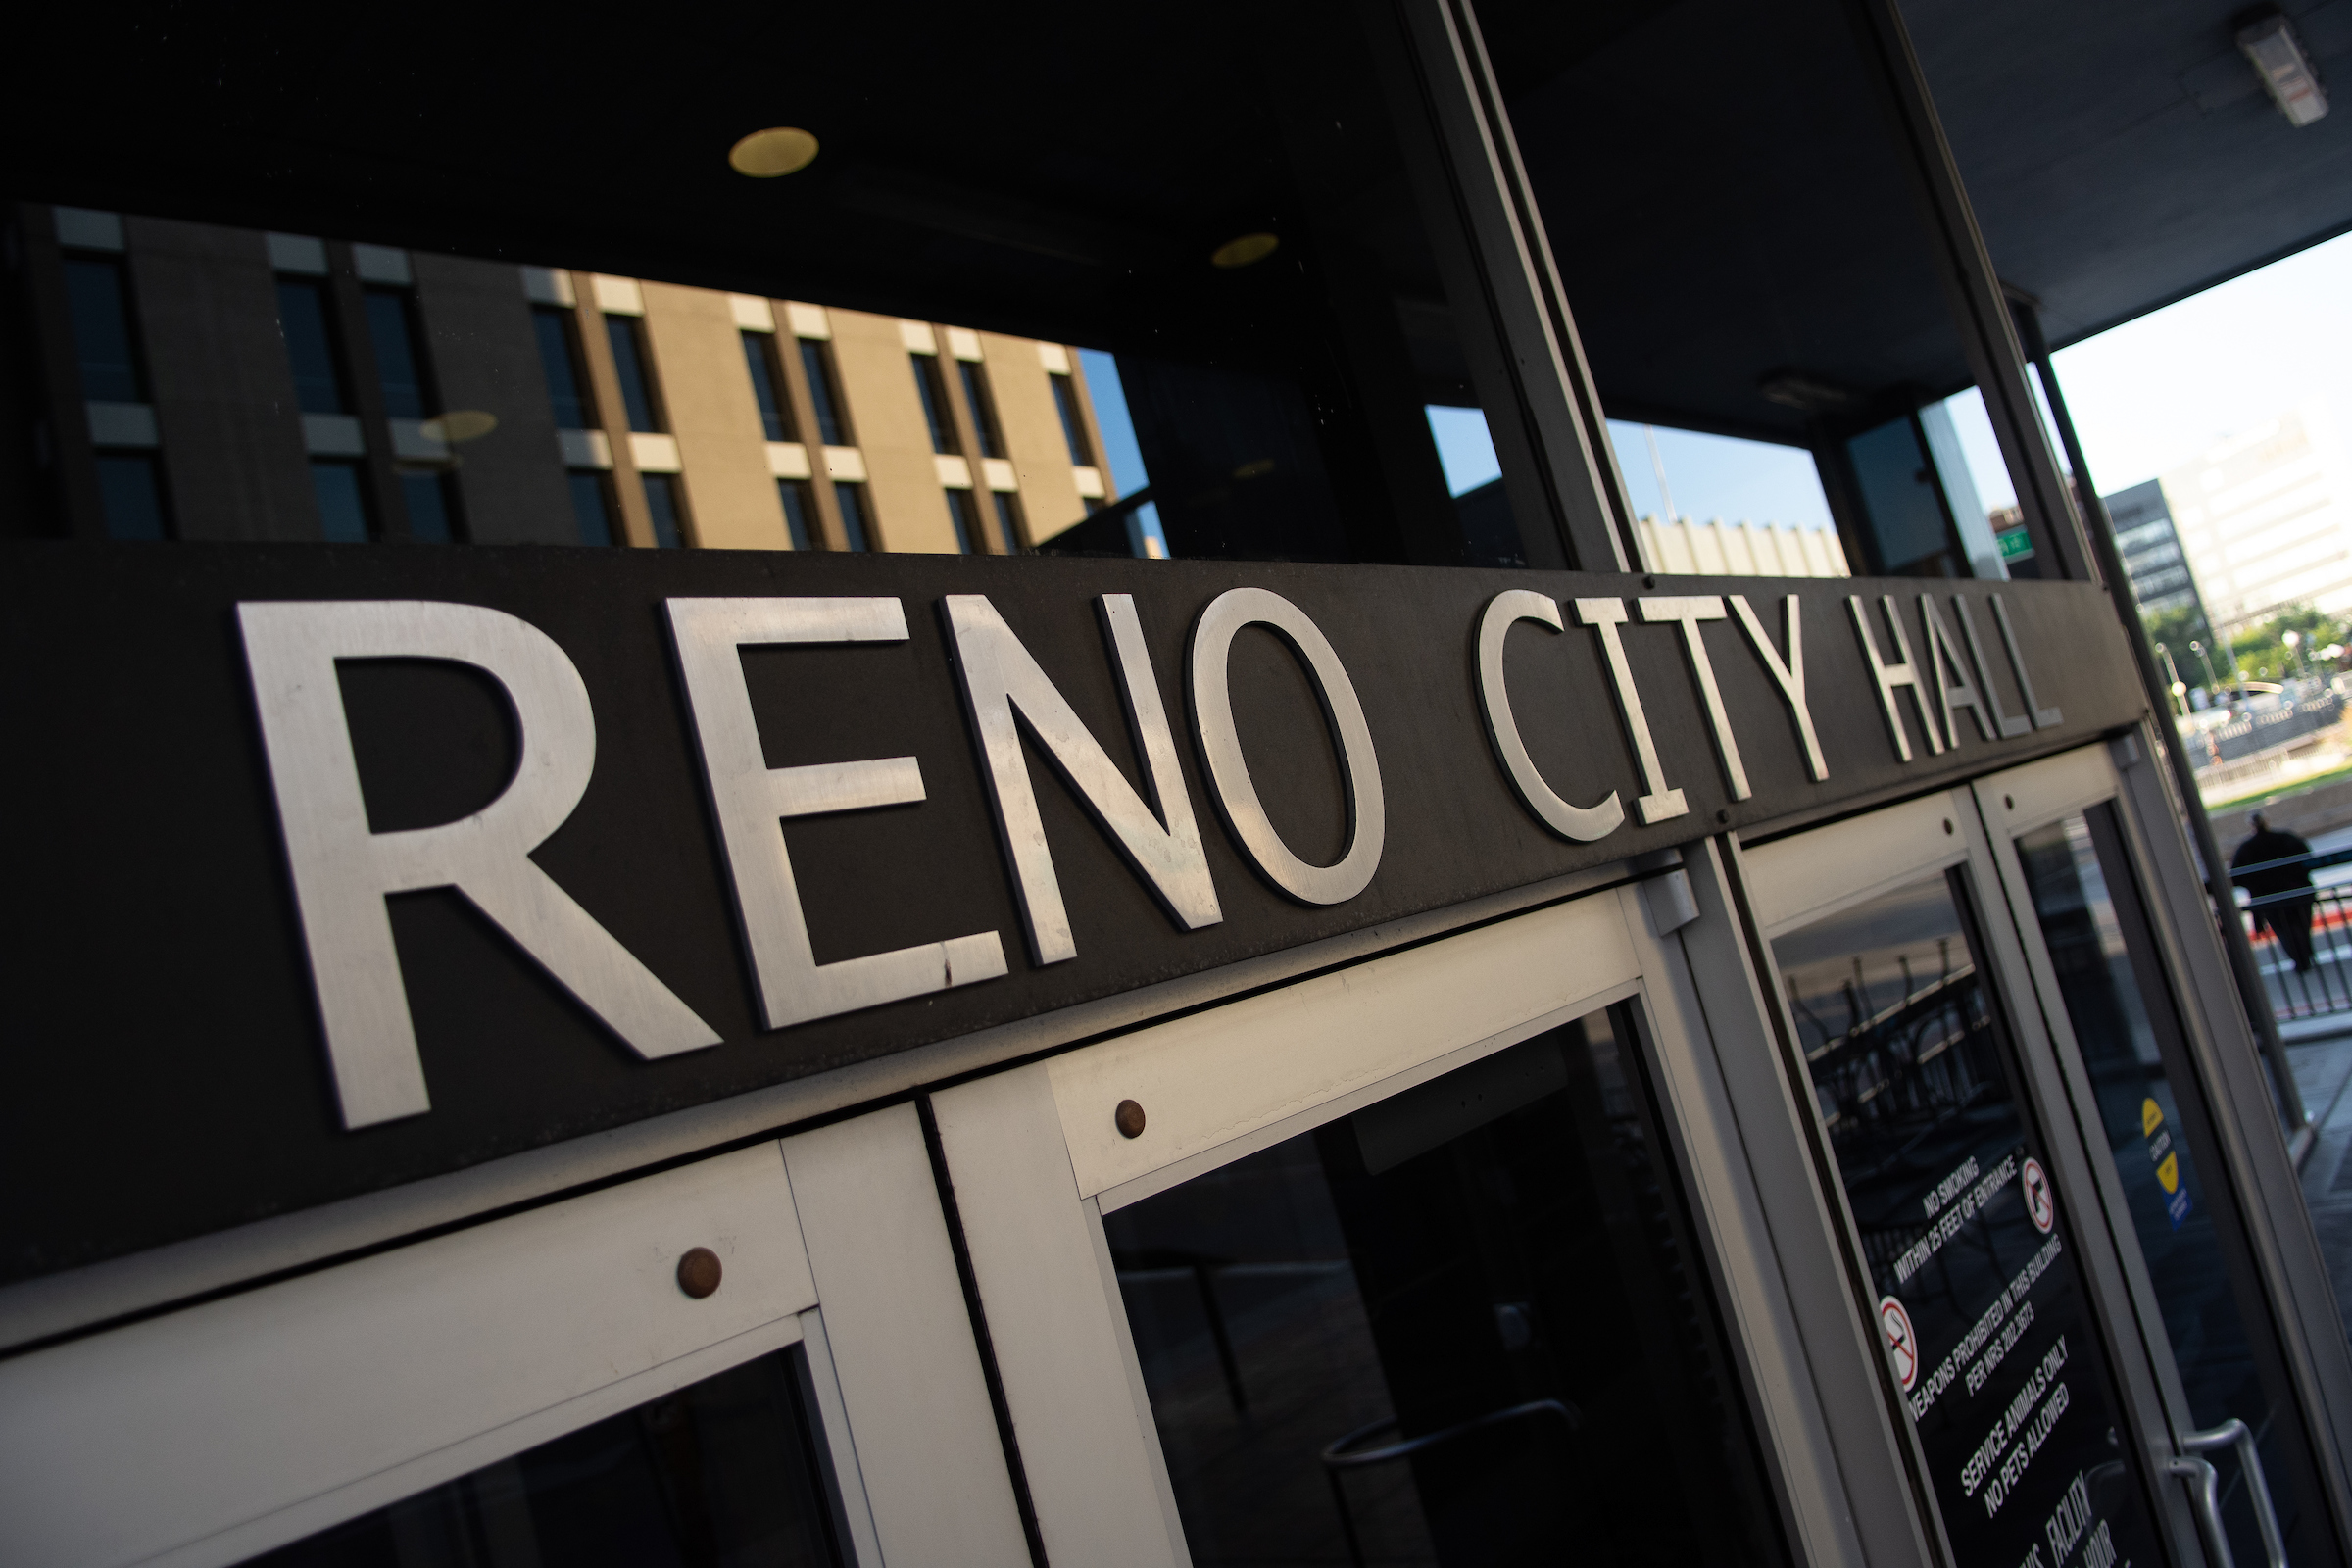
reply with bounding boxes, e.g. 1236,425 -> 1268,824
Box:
2232,812 -> 2318,971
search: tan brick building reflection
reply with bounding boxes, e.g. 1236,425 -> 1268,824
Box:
17,204 -> 1122,552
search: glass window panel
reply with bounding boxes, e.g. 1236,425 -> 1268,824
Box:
745,333 -> 793,443
1048,372 -> 1091,466
607,317 -> 662,433
945,488 -> 979,553
244,1346 -> 843,1567
643,472 -> 686,547
2020,810 -> 2320,1567
277,279 -> 348,416
1845,416 -> 1953,574
401,471 -> 458,543
912,355 -> 957,455
833,481 -> 870,552
311,461 -> 370,542
990,490 -> 1024,552
364,288 -> 431,420
63,257 -> 145,404
1773,872 -> 2169,1567
535,308 -> 595,430
799,340 -> 849,449
1106,1004 -> 1786,1568
94,453 -> 169,540
958,361 -> 1004,460
11,0 -> 1602,565
1491,0 -> 2021,578
567,470 -> 615,547
776,479 -> 814,551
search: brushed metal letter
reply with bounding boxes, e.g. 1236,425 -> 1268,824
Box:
1953,597 -> 2034,739
1729,594 -> 1828,781
944,593 -> 1221,965
1190,587 -> 1386,905
1639,595 -> 1750,801
1573,597 -> 1687,824
1991,594 -> 2064,729
239,600 -> 722,1130
1918,594 -> 1995,747
667,597 -> 1006,1030
1847,595 -> 1945,762
1475,590 -> 1625,842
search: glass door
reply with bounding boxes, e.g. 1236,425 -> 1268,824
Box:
1980,760 -> 2329,1568
1744,791 -> 2187,1568
248,1348 -> 850,1567
928,875 -> 1863,1568
0,1105 -> 1037,1568
1103,1002 -> 1787,1567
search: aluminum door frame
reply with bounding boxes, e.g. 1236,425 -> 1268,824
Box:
1975,733 -> 2352,1559
1731,768 -> 2210,1567
0,1106 -> 1031,1568
933,869 -> 1920,1568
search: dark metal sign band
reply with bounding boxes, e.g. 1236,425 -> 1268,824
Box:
0,543 -> 2141,1281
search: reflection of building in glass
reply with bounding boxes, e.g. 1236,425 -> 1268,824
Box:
2159,403 -> 2352,635
1633,515 -> 1849,576
2102,479 -> 2205,618
33,206 -> 1124,555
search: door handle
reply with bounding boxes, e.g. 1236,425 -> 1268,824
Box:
2166,1417 -> 2287,1568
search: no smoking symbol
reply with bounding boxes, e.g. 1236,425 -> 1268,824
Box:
2022,1156 -> 2056,1234
1879,1295 -> 1919,1391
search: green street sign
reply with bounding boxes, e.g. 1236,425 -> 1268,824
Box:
1996,526 -> 2035,562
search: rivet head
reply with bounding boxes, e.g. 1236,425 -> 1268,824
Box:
676,1247 -> 723,1299
1115,1100 -> 1148,1139
2005,794 -> 2016,809
1942,818 -> 1954,835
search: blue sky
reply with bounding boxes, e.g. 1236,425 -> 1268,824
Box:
2050,230 -> 2352,493
1430,405 -> 1838,529
1086,230 -> 2352,545
1076,350 -> 1165,554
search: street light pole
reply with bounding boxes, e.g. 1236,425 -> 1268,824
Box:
2157,643 -> 2189,717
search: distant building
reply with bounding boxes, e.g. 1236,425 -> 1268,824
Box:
2159,402 -> 2352,634
1634,515 -> 1849,576
2102,478 -> 2205,618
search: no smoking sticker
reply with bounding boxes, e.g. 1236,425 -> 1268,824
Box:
1879,1295 -> 1919,1391
2022,1156 -> 2056,1234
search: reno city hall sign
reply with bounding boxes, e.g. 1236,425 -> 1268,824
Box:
0,544 -> 2140,1279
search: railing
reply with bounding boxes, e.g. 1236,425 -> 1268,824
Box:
2184,691 -> 2343,772
2232,846 -> 2352,1024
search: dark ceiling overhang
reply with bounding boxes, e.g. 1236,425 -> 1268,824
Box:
1904,0 -> 2352,350
2,2 -> 2343,444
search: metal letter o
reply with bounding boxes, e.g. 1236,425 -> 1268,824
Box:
1189,587 -> 1385,906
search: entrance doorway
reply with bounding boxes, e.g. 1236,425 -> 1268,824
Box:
1105,1004 -> 1785,1566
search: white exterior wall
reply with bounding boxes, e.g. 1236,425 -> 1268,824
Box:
2165,400 -> 2352,633
1636,515 -> 1851,578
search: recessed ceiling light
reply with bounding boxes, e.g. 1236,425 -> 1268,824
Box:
2239,12 -> 2329,127
1756,370 -> 1852,413
1210,232 -> 1279,269
419,410 -> 498,444
730,127 -> 821,178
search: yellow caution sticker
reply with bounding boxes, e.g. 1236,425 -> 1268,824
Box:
2157,1152 -> 2180,1194
2142,1097 -> 2165,1137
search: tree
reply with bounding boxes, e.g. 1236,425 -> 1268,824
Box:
2141,603 -> 2212,662
2214,605 -> 2346,686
